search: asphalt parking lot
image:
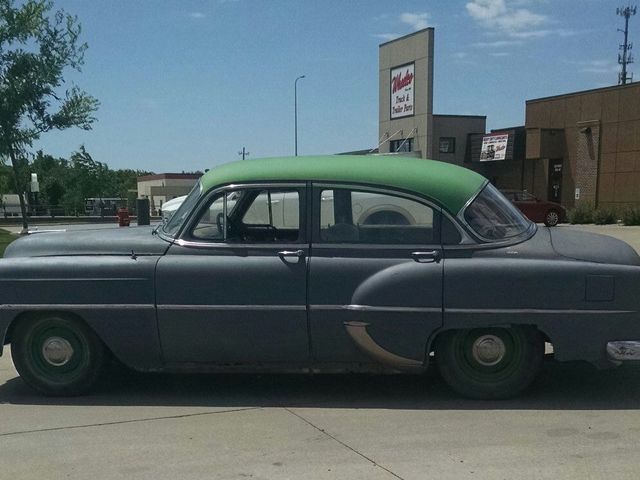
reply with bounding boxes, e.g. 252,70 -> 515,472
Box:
2,223 -> 640,479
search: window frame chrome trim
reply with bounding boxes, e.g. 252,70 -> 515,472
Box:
310,181 -> 475,246
456,181 -> 537,246
176,181 -> 307,248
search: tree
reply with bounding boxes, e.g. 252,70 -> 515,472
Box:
0,0 -> 98,232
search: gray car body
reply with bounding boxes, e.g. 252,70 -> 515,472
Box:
1,182 -> 639,373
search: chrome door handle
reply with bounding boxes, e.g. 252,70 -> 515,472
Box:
278,249 -> 305,258
411,250 -> 440,263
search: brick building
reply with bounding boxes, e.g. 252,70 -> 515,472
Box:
524,82 -> 640,209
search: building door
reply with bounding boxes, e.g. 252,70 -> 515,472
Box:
548,160 -> 563,203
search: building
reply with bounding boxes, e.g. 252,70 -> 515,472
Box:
137,173 -> 202,215
525,82 -> 640,209
377,29 -> 486,160
467,126 -> 527,191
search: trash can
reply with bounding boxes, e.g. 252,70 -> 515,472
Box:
117,208 -> 130,227
136,198 -> 150,226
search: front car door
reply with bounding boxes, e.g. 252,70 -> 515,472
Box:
308,184 -> 455,370
155,183 -> 310,365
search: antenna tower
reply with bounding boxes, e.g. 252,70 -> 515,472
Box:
617,5 -> 637,84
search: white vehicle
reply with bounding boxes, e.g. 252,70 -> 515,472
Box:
1,194 -> 23,216
161,195 -> 187,221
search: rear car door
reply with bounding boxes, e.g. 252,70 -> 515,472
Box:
308,184 -> 450,369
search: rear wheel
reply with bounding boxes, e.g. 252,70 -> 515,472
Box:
435,327 -> 543,399
11,315 -> 106,396
544,209 -> 560,227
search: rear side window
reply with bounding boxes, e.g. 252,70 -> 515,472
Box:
319,188 -> 436,244
464,183 -> 531,241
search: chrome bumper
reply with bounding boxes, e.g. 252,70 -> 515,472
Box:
607,341 -> 640,361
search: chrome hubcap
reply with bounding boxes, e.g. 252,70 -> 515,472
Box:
472,335 -> 506,366
547,212 -> 558,224
41,337 -> 74,367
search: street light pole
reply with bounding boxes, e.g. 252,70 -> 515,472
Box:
294,75 -> 305,156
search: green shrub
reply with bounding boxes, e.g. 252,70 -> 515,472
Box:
567,203 -> 594,224
622,207 -> 640,226
592,207 -> 618,225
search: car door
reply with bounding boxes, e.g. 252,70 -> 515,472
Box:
308,184 -> 448,370
155,184 -> 310,364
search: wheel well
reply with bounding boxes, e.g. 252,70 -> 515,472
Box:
426,324 -> 552,360
5,311 -> 95,346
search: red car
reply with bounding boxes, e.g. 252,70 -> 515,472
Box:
501,190 -> 566,227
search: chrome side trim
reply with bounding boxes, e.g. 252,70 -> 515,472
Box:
607,341 -> 640,361
0,278 -> 148,282
309,305 -> 343,311
344,304 -> 441,313
344,321 -> 423,369
447,308 -> 636,315
157,304 -> 306,311
0,304 -> 155,310
308,304 -> 440,313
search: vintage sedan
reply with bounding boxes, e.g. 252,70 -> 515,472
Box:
1,155 -> 640,399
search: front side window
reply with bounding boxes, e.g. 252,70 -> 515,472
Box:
319,188 -> 435,244
191,188 -> 300,243
464,183 -> 531,241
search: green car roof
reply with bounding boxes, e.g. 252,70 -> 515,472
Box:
200,155 -> 487,214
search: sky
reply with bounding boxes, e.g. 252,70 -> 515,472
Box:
31,0 -> 630,173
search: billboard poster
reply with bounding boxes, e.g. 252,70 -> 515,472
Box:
480,134 -> 509,161
390,63 -> 415,119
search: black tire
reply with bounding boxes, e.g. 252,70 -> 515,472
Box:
11,315 -> 106,396
435,326 -> 544,400
544,209 -> 560,227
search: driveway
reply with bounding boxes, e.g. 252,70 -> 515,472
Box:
2,224 -> 640,479
2,349 -> 640,479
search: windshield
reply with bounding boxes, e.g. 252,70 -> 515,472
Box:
463,183 -> 531,241
161,182 -> 202,237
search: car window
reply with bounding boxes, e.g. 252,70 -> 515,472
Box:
191,188 -> 300,243
243,191 -> 299,229
464,183 -> 531,241
162,181 -> 202,237
520,191 -> 536,201
319,188 -> 435,244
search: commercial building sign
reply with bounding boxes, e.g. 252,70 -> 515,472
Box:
390,63 -> 415,119
480,134 -> 509,161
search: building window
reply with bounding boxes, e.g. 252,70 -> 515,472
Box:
439,137 -> 456,153
390,138 -> 413,153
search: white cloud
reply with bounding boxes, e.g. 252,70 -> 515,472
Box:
400,12 -> 431,30
373,33 -> 400,41
571,59 -> 620,74
466,0 -> 546,38
472,39 -> 523,47
188,12 -> 206,19
453,52 -> 468,59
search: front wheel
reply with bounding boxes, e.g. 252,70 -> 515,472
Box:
11,315 -> 106,396
435,327 -> 544,399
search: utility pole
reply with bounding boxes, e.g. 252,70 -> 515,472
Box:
617,5 -> 637,84
238,147 -> 250,160
294,75 -> 305,156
